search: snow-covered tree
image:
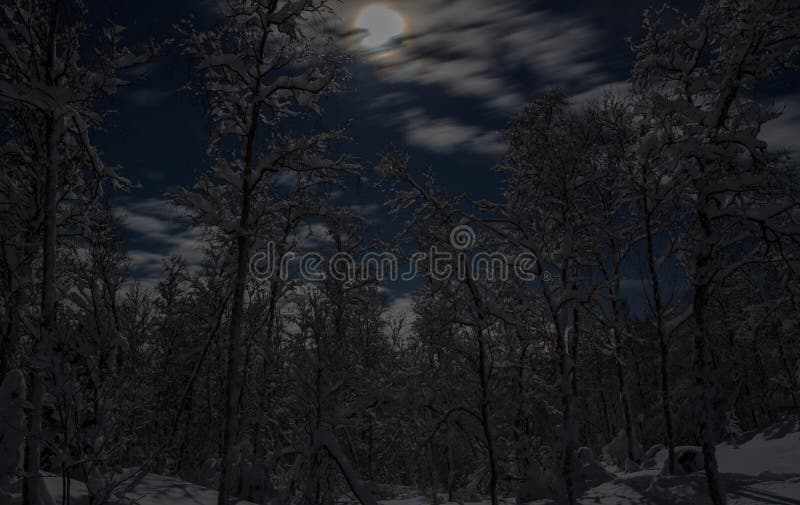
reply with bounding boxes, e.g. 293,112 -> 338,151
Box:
174,2 -> 356,503
0,2 -> 153,503
377,152 -> 511,505
492,91 -> 600,505
632,1 -> 800,503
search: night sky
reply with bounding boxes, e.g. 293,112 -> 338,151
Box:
90,0 -> 800,312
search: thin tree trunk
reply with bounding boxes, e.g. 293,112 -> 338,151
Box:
632,357 -> 648,447
570,293 -> 580,398
694,204 -> 726,505
446,422 -> 456,502
561,358 -> 576,505
426,442 -> 437,501
249,267 -> 286,502
25,110 -> 60,505
643,198 -> 676,475
25,5 -> 62,504
366,418 -> 374,482
615,354 -> 636,468
23,370 -> 44,505
658,329 -> 675,469
593,346 -> 612,442
216,17 -> 273,496
218,224 -> 250,505
477,334 -> 499,505
462,271 -> 498,505
694,283 -> 726,505
218,83 -> 264,504
557,320 -> 576,505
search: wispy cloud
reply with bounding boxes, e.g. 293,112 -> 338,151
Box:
568,81 -> 631,109
338,0 -> 605,112
116,198 -> 204,287
336,1 -> 606,160
369,91 -> 416,110
127,88 -> 173,107
383,293 -> 416,339
763,94 -> 800,156
378,56 -> 526,113
399,108 -> 504,156
350,203 -> 381,217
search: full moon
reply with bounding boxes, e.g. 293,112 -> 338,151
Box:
355,5 -> 406,49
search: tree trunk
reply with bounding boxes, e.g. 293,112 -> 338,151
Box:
24,5 -> 63,503
24,107 -> 60,505
658,329 -> 676,473
693,205 -> 726,505
477,334 -> 499,505
217,208 -> 250,505
633,358 -> 648,449
558,324 -> 576,505
446,422 -> 456,502
217,49 -> 266,500
23,370 -> 44,505
615,355 -> 636,468
249,281 -> 280,503
694,283 -> 726,505
643,201 -> 676,475
593,346 -> 612,442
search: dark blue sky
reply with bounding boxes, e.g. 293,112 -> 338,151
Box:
89,0 -> 799,306
95,0 -> 686,199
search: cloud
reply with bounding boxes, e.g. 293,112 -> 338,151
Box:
369,91 -> 416,110
350,203 -> 381,217
291,222 -> 334,250
274,170 -> 298,189
123,212 -> 175,235
143,170 -> 167,181
762,94 -> 800,156
335,1 -> 607,162
498,12 -> 603,84
337,0 -> 605,113
400,108 -> 505,156
383,293 -> 416,340
378,56 -> 525,113
120,60 -> 163,80
127,88 -> 173,107
116,198 -> 205,285
568,81 -> 631,109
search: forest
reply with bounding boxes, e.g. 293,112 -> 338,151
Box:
1,1 -> 799,505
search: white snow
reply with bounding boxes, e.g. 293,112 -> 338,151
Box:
116,474 -> 257,505
716,422 -> 800,477
579,419 -> 800,504
41,473 -> 257,505
23,420 -> 800,505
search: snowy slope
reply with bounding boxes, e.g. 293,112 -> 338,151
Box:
115,474 -> 257,505
41,473 -> 257,505
386,420 -> 800,505
29,420 -> 800,505
569,420 -> 800,504
716,421 -> 800,477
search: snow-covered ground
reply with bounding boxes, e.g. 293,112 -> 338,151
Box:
34,420 -> 800,505
370,420 -> 800,505
41,472 -> 257,505
538,419 -> 800,504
